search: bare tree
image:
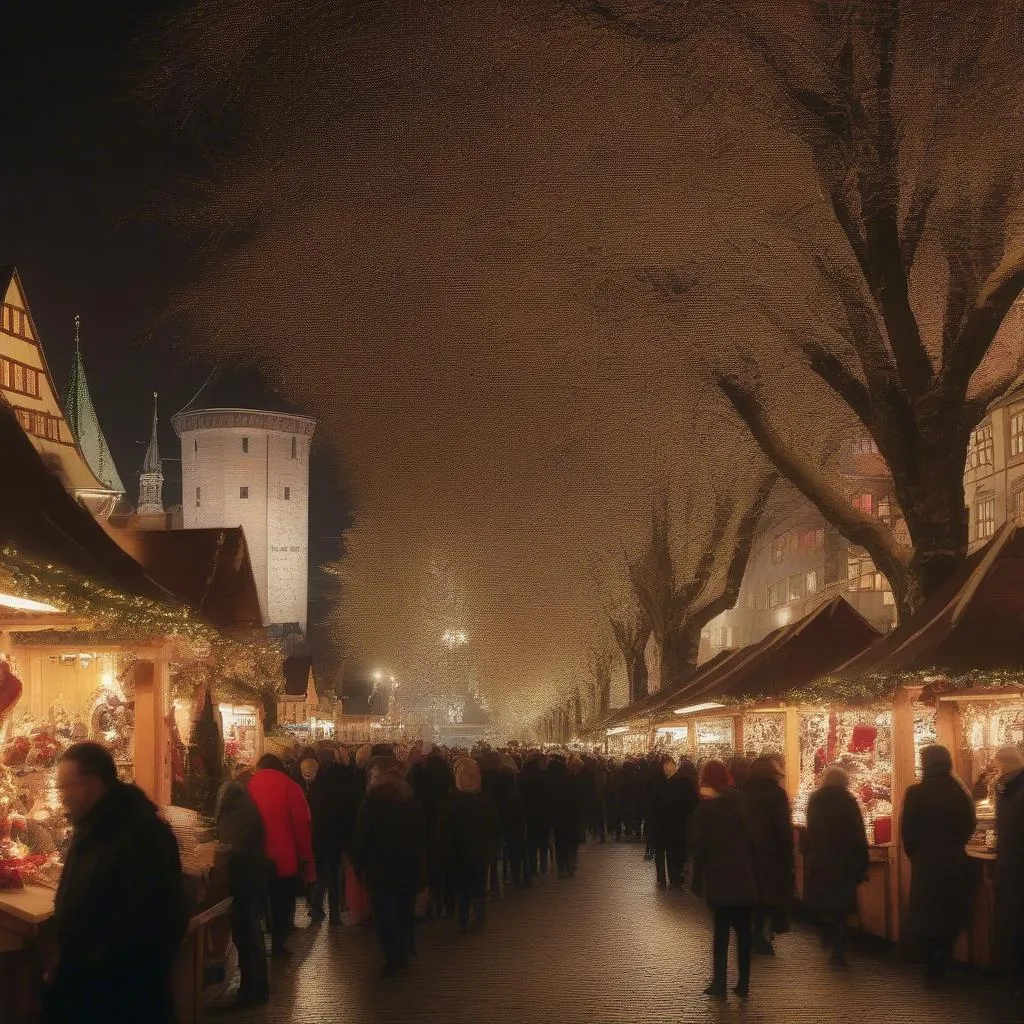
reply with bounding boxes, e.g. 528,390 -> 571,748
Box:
586,643 -> 614,717
588,0 -> 1024,616
609,600 -> 653,703
627,473 -> 777,689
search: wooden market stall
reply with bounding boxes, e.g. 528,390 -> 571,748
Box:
822,520 -> 1024,967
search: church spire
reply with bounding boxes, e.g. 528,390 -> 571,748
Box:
137,392 -> 164,515
61,314 -> 126,494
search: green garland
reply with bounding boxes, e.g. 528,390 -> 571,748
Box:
2,546 -> 283,709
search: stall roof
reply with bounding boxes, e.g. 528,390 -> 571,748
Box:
588,647 -> 748,734
0,403 -> 171,604
835,521 -> 1024,677
101,525 -> 263,639
668,596 -> 882,706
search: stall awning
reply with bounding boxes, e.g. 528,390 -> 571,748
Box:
835,521 -> 1024,677
668,596 -> 882,707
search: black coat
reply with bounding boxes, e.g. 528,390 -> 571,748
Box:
412,755 -> 453,837
691,790 -> 758,908
438,789 -> 499,887
307,763 -> 350,856
519,758 -> 552,833
743,775 -> 794,909
655,772 -> 697,851
548,760 -> 584,843
494,768 -> 526,844
901,771 -> 976,938
995,768 -> 1024,937
803,785 -> 869,915
49,783 -> 187,1023
352,776 -> 426,893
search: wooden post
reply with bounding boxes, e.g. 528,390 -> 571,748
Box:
935,700 -> 963,778
891,683 -> 922,952
733,713 -> 744,757
133,651 -> 171,806
784,707 -> 801,801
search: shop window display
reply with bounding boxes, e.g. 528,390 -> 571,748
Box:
742,713 -> 785,760
694,716 -> 735,762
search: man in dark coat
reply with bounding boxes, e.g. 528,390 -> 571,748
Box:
743,755 -> 794,955
438,757 -> 499,930
215,769 -> 270,1008
548,756 -> 583,877
44,742 -> 187,1023
649,755 -> 673,888
605,759 -> 624,840
692,759 -> 757,999
409,744 -> 453,916
352,758 -> 426,976
307,748 -> 349,925
901,744 -> 976,984
804,766 -> 869,967
662,758 -> 698,889
994,745 -> 1024,992
519,752 -> 553,877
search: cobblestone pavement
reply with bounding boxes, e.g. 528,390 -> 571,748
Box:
221,841 -> 1017,1024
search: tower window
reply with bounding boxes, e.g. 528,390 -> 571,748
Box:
242,436 -> 249,453
240,486 -> 249,499
194,439 -> 198,453
284,487 -> 290,500
291,436 -> 297,459
195,486 -> 201,507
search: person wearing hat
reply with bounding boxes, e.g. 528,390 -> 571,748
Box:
994,745 -> 1024,992
900,744 -> 976,985
804,766 -> 869,968
691,759 -> 756,999
743,756 -> 793,955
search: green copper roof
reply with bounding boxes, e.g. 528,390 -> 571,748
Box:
61,316 -> 126,494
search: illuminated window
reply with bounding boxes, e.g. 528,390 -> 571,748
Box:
1014,487 -> 1024,523
847,555 -> 881,591
975,497 -> 995,540
195,487 -> 201,507
877,497 -> 892,524
1011,412 -> 1024,458
853,435 -> 879,455
242,436 -> 249,453
767,580 -> 785,608
968,423 -> 994,468
240,486 -> 249,499
806,569 -> 818,594
12,363 -> 23,392
788,573 -> 805,601
851,492 -> 873,514
770,534 -> 789,565
291,436 -> 298,459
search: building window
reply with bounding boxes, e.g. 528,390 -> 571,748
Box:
194,439 -> 198,453
195,486 -> 201,507
1011,412 -> 1024,458
242,436 -> 249,453
240,486 -> 249,500
767,580 -> 785,609
975,496 -> 995,540
877,497 -> 892,525
851,492 -> 874,514
968,423 -> 994,468
806,569 -> 818,594
770,534 -> 789,565
291,436 -> 298,459
847,555 -> 882,591
853,435 -> 879,455
788,573 -> 805,602
1014,486 -> 1024,523
284,486 -> 290,500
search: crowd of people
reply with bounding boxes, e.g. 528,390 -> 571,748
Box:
38,736 -> 1024,1021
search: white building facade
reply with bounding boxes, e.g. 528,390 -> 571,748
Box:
172,407 -> 316,633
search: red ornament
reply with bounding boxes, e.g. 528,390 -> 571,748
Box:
0,662 -> 23,724
849,725 -> 878,753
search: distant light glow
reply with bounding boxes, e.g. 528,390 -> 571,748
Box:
673,701 -> 726,716
606,726 -> 629,735
0,592 -> 60,613
442,629 -> 468,648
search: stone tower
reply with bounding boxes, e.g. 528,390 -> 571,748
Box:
137,393 -> 164,515
172,406 -> 316,633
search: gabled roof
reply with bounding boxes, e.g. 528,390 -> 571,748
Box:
0,401 -> 170,602
835,521 -> 1024,677
61,316 -> 125,493
100,525 -> 263,638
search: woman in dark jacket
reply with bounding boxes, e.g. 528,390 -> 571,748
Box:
994,745 -> 1024,991
692,759 -> 757,999
900,744 -> 976,983
804,766 -> 869,967
438,757 -> 499,931
352,759 -> 426,976
743,755 -> 794,955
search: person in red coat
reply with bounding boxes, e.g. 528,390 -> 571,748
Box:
248,754 -> 315,954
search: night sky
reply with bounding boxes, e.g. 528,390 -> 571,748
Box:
4,2 -> 1020,730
